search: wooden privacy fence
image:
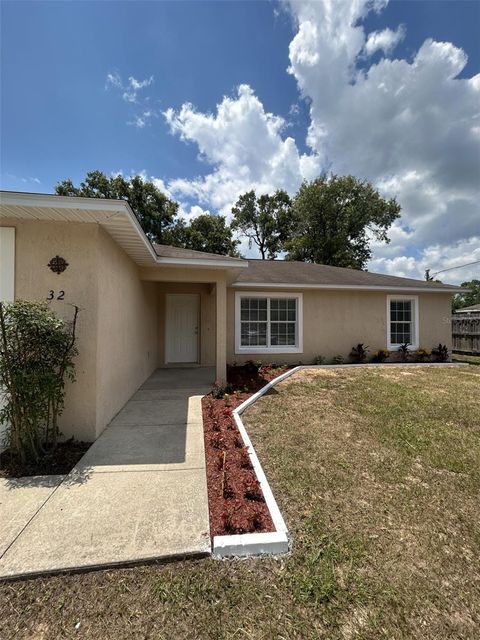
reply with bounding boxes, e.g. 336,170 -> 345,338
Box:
452,315 -> 480,354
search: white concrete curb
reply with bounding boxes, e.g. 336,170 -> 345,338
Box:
212,361 -> 466,559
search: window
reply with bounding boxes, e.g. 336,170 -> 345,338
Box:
387,296 -> 419,349
235,293 -> 303,353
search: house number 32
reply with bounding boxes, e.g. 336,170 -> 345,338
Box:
47,290 -> 65,300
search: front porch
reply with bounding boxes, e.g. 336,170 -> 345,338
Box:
141,266 -> 230,383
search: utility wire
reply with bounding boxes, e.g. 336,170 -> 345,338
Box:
430,259 -> 480,278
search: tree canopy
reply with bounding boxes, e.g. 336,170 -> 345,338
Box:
285,175 -> 401,269
164,214 -> 240,257
56,171 -> 179,244
453,279 -> 480,310
231,190 -> 292,260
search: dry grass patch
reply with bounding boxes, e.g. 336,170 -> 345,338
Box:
1,366 -> 479,640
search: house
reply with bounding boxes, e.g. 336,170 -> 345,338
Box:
454,303 -> 480,316
0,191 -> 465,443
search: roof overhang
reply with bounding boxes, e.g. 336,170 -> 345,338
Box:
0,191 -> 247,270
232,282 -> 466,293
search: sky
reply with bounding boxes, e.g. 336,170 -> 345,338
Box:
1,0 -> 479,284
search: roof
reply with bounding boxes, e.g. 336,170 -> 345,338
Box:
232,259 -> 465,293
154,244 -> 243,263
455,303 -> 480,313
0,191 -> 468,291
0,191 -> 246,270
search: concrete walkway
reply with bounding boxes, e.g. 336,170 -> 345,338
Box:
0,367 -> 214,580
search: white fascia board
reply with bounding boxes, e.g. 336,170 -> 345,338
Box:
231,282 -> 465,294
0,191 -> 246,269
156,256 -> 248,269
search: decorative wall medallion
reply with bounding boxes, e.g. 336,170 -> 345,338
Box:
48,255 -> 69,274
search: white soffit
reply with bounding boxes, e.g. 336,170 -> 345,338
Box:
0,192 -> 246,269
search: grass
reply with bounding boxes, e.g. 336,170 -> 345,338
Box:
452,352 -> 480,366
1,365 -> 479,639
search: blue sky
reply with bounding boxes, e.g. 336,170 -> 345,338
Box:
1,1 -> 479,282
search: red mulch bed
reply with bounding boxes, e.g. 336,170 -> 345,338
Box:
202,363 -> 288,538
0,439 -> 92,478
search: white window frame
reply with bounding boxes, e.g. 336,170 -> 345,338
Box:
386,295 -> 419,350
235,291 -> 303,354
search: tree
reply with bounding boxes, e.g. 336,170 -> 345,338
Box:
0,301 -> 78,463
286,175 -> 401,269
164,214 -> 240,257
55,170 -> 179,243
452,279 -> 480,310
231,190 -> 292,259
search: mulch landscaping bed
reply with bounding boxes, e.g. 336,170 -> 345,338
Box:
202,363 -> 288,538
0,439 -> 91,478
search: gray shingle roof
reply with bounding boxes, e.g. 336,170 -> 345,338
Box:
233,259 -> 463,291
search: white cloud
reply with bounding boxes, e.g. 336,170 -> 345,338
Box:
369,237 -> 480,284
127,110 -> 155,129
164,84 -> 321,216
160,0 -> 479,277
122,75 -> 154,103
286,0 -> 479,281
106,72 -> 154,103
364,25 -> 406,56
106,72 -> 156,127
105,72 -> 122,89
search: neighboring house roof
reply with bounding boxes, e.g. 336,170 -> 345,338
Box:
232,259 -> 464,292
154,244 -> 243,263
455,303 -> 480,313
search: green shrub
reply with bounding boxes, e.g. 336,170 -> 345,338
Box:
211,381 -> 234,399
432,343 -> 449,362
0,300 -> 79,463
349,343 -> 369,363
414,347 -> 431,363
313,355 -> 325,365
244,360 -> 262,374
332,355 -> 345,365
372,349 -> 389,363
397,343 -> 410,362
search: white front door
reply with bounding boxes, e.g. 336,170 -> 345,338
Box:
165,294 -> 199,363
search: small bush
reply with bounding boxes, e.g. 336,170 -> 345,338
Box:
244,359 -> 262,374
414,347 -> 431,363
397,343 -> 410,362
372,349 -> 389,363
313,355 -> 325,365
211,381 -> 233,399
332,354 -> 345,365
432,343 -> 449,362
349,343 -> 369,363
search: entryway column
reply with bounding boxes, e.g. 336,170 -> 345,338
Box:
215,279 -> 227,383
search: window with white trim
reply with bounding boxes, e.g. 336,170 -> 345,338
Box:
387,296 -> 419,349
236,293 -> 303,353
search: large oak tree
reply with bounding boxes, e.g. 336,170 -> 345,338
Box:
55,171 -> 179,244
231,190 -> 292,260
286,175 -> 401,269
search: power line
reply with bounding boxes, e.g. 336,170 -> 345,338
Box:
430,259 -> 480,278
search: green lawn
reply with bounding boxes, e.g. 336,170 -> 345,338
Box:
452,352 -> 480,366
1,365 -> 479,640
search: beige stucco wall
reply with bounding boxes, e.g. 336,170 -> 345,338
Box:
0,219 -> 99,440
0,219 -> 160,441
95,228 -> 158,435
227,288 -> 453,365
